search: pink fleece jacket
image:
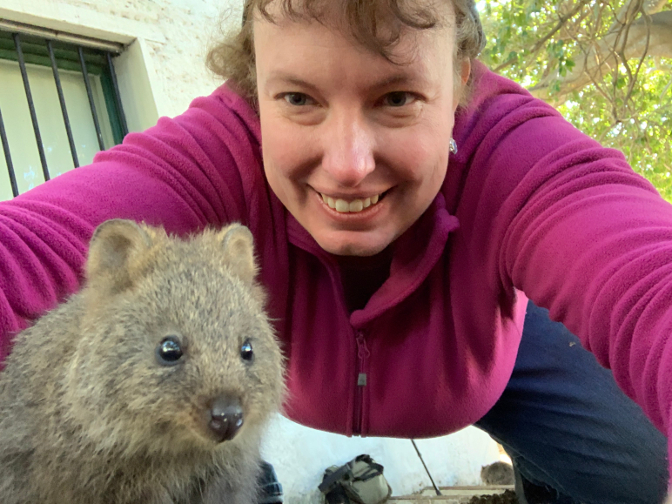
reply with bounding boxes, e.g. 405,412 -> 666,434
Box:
1,62 -> 671,462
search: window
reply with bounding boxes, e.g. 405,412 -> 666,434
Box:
0,24 -> 128,200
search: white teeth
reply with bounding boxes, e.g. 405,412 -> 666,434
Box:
335,199 -> 350,212
319,193 -> 382,213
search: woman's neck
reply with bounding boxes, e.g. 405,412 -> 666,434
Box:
336,247 -> 393,312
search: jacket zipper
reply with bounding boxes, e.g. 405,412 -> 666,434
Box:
353,331 -> 370,435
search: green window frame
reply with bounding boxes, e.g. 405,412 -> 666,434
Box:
0,26 -> 128,199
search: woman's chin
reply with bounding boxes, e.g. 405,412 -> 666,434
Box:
314,231 -> 394,257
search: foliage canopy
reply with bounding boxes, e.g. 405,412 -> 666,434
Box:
478,0 -> 672,200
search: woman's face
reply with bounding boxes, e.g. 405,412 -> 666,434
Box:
255,9 -> 468,256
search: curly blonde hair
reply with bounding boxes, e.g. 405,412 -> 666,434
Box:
206,0 -> 485,105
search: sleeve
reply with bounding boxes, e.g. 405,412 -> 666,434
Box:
0,86 -> 264,362
458,68 -> 672,474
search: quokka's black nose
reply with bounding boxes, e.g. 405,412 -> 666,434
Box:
209,395 -> 244,442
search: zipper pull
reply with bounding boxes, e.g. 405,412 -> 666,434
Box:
356,332 -> 370,360
356,332 -> 369,387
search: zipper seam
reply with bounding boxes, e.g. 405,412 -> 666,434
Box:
353,331 -> 370,435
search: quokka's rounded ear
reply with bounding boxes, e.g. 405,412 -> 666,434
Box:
86,219 -> 152,292
217,223 -> 257,283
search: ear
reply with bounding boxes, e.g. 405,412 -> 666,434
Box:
453,58 -> 472,112
460,58 -> 471,86
86,219 -> 152,292
217,223 -> 257,283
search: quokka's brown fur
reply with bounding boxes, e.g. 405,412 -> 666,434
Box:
0,219 -> 285,504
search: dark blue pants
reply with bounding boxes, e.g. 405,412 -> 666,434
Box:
474,301 -> 668,504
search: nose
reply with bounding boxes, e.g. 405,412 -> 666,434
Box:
208,395 -> 244,442
321,111 -> 375,186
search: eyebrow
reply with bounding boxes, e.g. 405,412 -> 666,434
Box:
264,74 -> 320,94
373,73 -> 426,89
264,71 -> 428,93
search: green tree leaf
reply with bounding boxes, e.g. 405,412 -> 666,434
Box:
479,0 -> 672,200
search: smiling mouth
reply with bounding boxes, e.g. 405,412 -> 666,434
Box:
318,192 -> 385,214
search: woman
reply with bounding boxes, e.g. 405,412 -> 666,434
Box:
0,1 -> 669,502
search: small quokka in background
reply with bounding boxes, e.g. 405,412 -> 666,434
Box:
0,219 -> 285,504
480,461 -> 515,486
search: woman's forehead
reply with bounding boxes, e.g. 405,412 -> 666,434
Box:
252,0 -> 455,33
252,0 -> 456,62
253,14 -> 455,97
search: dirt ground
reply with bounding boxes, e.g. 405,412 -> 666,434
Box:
468,489 -> 518,504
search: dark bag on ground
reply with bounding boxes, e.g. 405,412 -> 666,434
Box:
319,454 -> 392,504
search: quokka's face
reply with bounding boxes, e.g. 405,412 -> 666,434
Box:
74,258 -> 285,451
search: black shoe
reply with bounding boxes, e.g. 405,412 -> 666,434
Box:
258,461 -> 283,504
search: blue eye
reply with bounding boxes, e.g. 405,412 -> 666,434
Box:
384,92 -> 413,107
240,339 -> 254,362
156,336 -> 183,366
284,93 -> 310,106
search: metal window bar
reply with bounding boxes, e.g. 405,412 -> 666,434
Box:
78,46 -> 105,152
106,52 -> 128,138
47,40 -> 79,168
13,33 -> 50,182
1,27 -> 128,197
0,106 -> 19,198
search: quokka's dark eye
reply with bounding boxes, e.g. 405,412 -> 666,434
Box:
240,339 -> 254,362
156,336 -> 183,366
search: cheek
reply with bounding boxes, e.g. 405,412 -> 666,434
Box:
260,126 -> 295,196
418,115 -> 453,180
383,125 -> 451,183
260,115 -> 310,183
260,113 -> 286,167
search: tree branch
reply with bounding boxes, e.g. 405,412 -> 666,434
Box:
492,0 -> 593,73
529,10 -> 672,101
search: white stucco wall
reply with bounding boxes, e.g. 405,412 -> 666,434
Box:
0,0 -> 501,500
1,0 -> 239,126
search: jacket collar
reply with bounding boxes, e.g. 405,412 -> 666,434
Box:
286,193 -> 459,326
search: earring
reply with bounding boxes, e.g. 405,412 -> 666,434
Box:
449,138 -> 458,155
